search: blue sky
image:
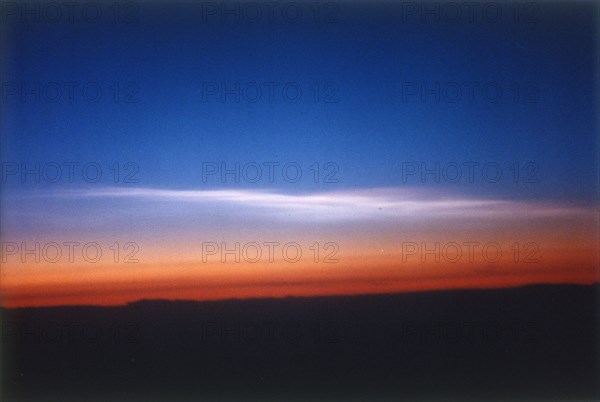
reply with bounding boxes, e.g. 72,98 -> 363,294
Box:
2,1 -> 597,202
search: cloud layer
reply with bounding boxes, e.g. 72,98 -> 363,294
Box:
21,186 -> 596,222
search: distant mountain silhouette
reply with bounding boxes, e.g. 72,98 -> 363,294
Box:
2,284 -> 598,401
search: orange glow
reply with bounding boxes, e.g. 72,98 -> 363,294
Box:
2,208 -> 598,307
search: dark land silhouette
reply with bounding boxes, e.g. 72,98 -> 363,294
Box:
1,284 -> 598,401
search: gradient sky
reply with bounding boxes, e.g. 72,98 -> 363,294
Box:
1,1 -> 598,307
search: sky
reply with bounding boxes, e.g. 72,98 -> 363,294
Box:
0,0 -> 598,307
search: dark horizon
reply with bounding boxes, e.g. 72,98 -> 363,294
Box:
2,283 -> 598,400
2,281 -> 599,309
